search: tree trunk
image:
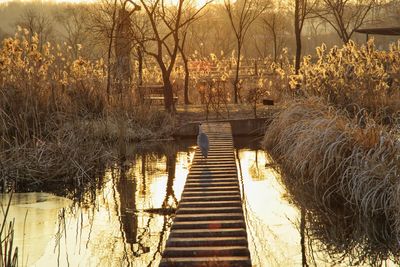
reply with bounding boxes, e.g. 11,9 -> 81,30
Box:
294,0 -> 302,75
253,100 -> 257,118
106,0 -> 118,103
163,74 -> 175,113
106,37 -> 113,102
182,53 -> 190,104
115,7 -> 132,96
137,46 -> 143,103
273,31 -> 277,62
138,46 -> 143,86
234,41 -> 241,104
295,30 -> 301,74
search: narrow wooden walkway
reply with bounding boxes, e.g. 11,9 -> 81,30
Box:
160,122 -> 251,267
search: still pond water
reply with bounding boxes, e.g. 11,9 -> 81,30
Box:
1,138 -> 398,267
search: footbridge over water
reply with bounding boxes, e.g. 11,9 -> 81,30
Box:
160,122 -> 251,267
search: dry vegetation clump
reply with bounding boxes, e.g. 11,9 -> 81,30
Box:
291,40 -> 400,123
0,124 -> 109,193
263,98 -> 400,256
87,105 -> 176,142
0,29 -> 111,191
0,29 -> 107,142
0,29 -> 174,191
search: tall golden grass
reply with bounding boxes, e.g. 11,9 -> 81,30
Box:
0,29 -> 175,191
290,40 -> 400,122
0,29 -> 107,145
263,98 -> 400,254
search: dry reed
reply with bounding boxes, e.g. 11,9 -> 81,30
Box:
0,29 -> 175,191
296,40 -> 400,122
263,98 -> 400,259
0,194 -> 18,267
0,124 -> 109,193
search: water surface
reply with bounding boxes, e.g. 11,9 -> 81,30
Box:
1,139 -> 398,266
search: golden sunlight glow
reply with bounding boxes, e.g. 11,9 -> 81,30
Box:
1,0 -> 212,8
2,0 -> 97,3
2,0 -> 208,4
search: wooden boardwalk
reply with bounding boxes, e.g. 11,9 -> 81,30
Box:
160,122 -> 251,267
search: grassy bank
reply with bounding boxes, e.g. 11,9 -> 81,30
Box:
263,40 -> 400,264
263,98 -> 400,262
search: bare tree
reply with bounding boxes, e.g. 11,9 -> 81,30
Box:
87,0 -> 118,101
138,0 -> 210,112
114,1 -> 141,94
294,0 -> 315,74
188,5 -> 235,57
313,0 -> 377,43
260,2 -> 290,62
17,9 -> 54,52
178,31 -> 191,104
387,0 -> 400,24
88,0 -> 140,101
224,0 -> 270,103
54,6 -> 88,58
177,2 -> 206,105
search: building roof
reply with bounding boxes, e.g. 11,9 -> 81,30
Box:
355,27 -> 400,36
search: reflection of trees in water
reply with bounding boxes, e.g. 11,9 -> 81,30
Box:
248,149 -> 268,181
237,146 -> 399,266
281,173 -> 400,266
163,152 -> 178,208
53,164 -> 108,265
303,206 -> 400,266
236,148 -> 281,266
113,144 -> 179,266
52,141 -> 190,266
145,149 -> 177,267
115,160 -> 147,260
141,153 -> 147,198
146,214 -> 172,267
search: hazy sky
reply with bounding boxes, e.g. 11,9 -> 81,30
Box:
0,0 -> 212,7
1,0 -> 97,3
